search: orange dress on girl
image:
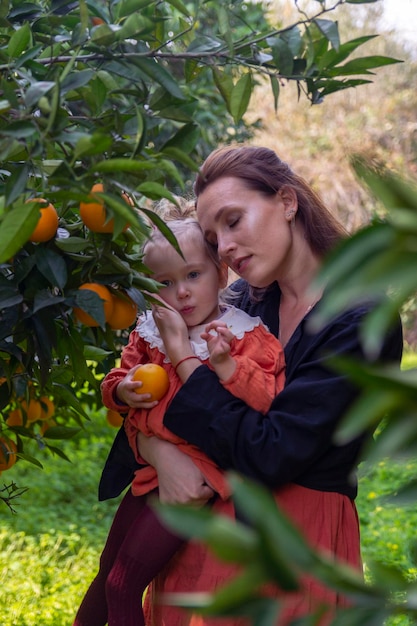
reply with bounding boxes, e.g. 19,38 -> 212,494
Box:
102,305 -> 286,501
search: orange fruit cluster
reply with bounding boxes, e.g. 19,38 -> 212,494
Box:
132,363 -> 170,401
5,395 -> 55,426
79,183 -> 131,233
73,283 -> 138,329
0,436 -> 17,471
27,198 -> 59,242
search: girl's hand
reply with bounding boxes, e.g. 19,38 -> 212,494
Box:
137,433 -> 215,505
152,302 -> 192,363
116,364 -> 158,409
202,320 -> 235,366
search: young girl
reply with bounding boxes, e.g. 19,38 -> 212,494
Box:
73,202 -> 285,626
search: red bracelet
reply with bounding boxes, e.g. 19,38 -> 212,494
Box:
174,355 -> 200,373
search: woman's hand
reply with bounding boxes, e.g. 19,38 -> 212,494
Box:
116,365 -> 158,409
137,433 -> 215,505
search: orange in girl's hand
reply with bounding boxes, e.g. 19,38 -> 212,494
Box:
132,364 -> 169,401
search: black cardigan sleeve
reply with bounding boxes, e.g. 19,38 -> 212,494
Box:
163,302 -> 403,498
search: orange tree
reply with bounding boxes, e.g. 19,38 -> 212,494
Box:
0,0 -> 399,471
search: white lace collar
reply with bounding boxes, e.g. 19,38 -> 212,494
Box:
135,305 -> 265,362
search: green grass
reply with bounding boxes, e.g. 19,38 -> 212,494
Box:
1,407 -> 417,625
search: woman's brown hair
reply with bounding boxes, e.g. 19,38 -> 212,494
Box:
194,145 -> 347,257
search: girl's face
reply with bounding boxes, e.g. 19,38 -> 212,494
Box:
145,234 -> 226,328
196,176 -> 296,288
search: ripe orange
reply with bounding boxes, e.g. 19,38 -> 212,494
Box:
27,198 -> 59,242
132,364 -> 170,401
80,183 -> 130,233
39,396 -> 55,420
21,398 -> 42,422
107,293 -> 138,330
5,408 -> 23,426
106,409 -> 124,428
0,436 -> 17,470
73,282 -> 114,327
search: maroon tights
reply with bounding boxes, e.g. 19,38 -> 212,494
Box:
73,489 -> 184,626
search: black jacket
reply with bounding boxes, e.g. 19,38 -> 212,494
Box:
99,281 -> 403,501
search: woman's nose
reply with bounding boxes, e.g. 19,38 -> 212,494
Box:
217,235 -> 236,259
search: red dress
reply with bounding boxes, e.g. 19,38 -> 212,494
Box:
101,306 -> 285,500
143,483 -> 362,626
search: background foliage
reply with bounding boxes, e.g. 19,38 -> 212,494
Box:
0,0 -> 398,470
1,0 -> 417,624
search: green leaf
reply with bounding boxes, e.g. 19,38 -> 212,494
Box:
83,345 -> 113,361
155,503 -> 259,564
33,290 -> 66,313
7,22 -> 32,58
269,75 -> 280,112
266,36 -> 294,76
187,35 -> 223,53
161,123 -> 200,155
60,69 -> 95,94
116,13 -> 155,40
0,120 -> 38,139
314,19 -> 340,51
24,81 -> 56,108
42,426 -> 81,440
35,248 -> 68,289
73,289 -> 107,329
54,237 -> 92,253
161,146 -> 200,172
330,56 -> 403,77
5,164 -> 29,205
116,0 -> 155,19
0,201 -> 39,263
230,73 -> 252,124
132,57 -> 186,100
75,134 -> 113,159
16,452 -> 43,468
137,182 -> 179,203
91,158 -> 156,174
212,67 -> 233,114
165,0 -> 189,16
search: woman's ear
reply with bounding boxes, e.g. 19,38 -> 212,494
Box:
219,261 -> 228,289
278,185 -> 298,221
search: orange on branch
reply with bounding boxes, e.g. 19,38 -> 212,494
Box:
107,293 -> 138,330
73,282 -> 114,327
80,183 -> 130,233
0,436 -> 17,470
21,398 -> 42,422
5,408 -> 23,426
132,364 -> 170,401
106,409 -> 124,428
27,198 -> 59,242
39,396 -> 55,420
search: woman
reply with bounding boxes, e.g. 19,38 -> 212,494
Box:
99,145 -> 403,625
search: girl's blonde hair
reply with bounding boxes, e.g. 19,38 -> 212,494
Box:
143,196 -> 225,275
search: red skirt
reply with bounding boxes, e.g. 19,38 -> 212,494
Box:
144,483 -> 362,626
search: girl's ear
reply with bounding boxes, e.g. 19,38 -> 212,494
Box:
219,261 -> 228,289
278,185 -> 298,219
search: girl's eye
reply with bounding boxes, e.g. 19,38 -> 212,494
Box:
188,271 -> 200,280
160,279 -> 172,287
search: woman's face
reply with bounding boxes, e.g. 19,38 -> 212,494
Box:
196,176 -> 294,288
